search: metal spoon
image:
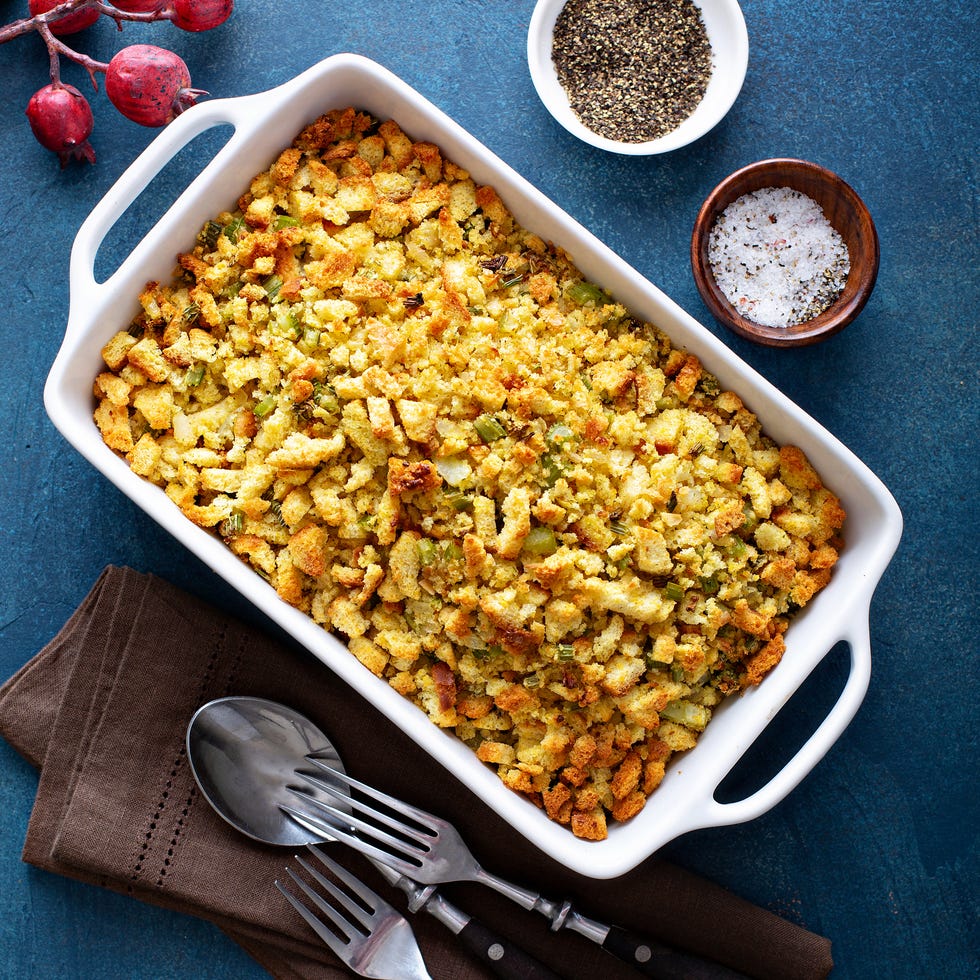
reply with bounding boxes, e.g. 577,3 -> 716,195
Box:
186,696 -> 558,980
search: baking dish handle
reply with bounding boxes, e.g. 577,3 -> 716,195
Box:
700,618 -> 872,827
67,92 -> 269,313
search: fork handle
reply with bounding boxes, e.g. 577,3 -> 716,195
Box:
456,919 -> 563,980
412,883 -> 561,980
603,925 -> 750,980
476,870 -> 748,978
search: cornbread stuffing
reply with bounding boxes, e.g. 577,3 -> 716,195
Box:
94,108 -> 845,840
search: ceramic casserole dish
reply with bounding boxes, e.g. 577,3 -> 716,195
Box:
44,54 -> 902,878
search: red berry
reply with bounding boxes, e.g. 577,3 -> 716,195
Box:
110,0 -> 165,10
170,0 -> 233,32
28,0 -> 100,35
105,44 -> 206,127
26,83 -> 96,167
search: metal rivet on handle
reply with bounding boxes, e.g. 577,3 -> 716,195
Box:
488,944 -> 505,961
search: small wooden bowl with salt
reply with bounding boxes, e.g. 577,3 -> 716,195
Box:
691,159 -> 879,346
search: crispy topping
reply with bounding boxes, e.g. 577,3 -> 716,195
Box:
93,108 -> 844,841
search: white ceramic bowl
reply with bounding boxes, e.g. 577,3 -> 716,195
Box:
527,0 -> 749,154
45,54 -> 901,878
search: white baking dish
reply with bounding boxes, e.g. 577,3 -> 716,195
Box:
44,54 -> 901,878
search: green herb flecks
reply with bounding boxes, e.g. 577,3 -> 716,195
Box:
221,511 -> 244,535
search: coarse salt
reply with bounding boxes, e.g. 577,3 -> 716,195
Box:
707,186 -> 850,328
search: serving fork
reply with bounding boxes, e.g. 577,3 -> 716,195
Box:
285,758 -> 749,980
276,846 -> 431,980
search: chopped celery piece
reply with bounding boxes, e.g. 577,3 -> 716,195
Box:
523,526 -> 558,556
278,311 -> 301,340
541,454 -> 563,487
185,364 -> 205,387
473,644 -> 504,660
566,280 -> 610,306
441,487 -> 473,512
264,275 -> 283,300
664,582 -> 685,602
442,541 -> 463,561
311,382 -> 338,413
254,395 -> 277,417
546,422 -> 574,446
274,215 -> 300,229
474,414 -> 506,442
223,215 -> 245,241
417,538 -> 438,566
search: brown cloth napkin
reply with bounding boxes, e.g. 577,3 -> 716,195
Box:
0,566 -> 832,980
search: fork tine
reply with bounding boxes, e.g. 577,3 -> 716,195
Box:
293,852 -> 379,932
293,772 -> 434,851
275,873 -> 354,962
281,801 -> 427,880
305,757 -> 443,832
277,847 -> 433,980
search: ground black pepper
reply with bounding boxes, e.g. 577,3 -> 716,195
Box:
552,0 -> 713,143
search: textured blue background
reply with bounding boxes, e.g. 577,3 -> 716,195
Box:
0,1 -> 977,977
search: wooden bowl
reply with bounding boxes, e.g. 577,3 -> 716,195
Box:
691,159 -> 879,346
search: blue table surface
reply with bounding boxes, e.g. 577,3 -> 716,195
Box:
1,1 -> 977,977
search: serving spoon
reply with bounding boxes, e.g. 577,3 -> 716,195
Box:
187,696 -> 746,980
186,696 -> 558,980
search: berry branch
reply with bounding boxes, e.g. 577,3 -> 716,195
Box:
36,19 -> 109,88
3,0 -> 234,166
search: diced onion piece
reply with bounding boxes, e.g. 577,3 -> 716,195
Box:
435,456 -> 471,486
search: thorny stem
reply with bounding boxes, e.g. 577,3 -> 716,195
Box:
0,0 -> 177,87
